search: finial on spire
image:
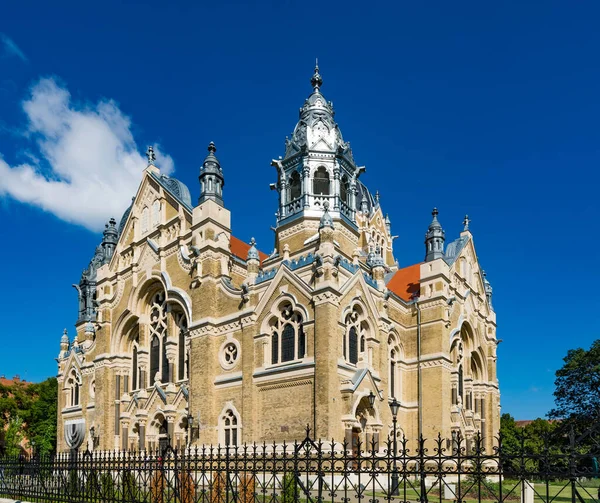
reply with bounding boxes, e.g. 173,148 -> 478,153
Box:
375,190 -> 380,205
463,215 -> 470,231
311,61 -> 323,91
432,207 -> 439,218
146,146 -> 156,165
208,141 -> 216,154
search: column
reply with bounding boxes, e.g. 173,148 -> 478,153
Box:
333,166 -> 340,209
280,178 -> 288,218
167,416 -> 175,446
139,421 -> 146,451
345,427 -> 353,454
114,375 -> 121,436
121,421 -> 129,451
303,165 -> 311,208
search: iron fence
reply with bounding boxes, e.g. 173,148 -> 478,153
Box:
0,427 -> 598,503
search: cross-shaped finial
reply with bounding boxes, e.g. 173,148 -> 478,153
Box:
250,237 -> 256,246
463,215 -> 470,231
146,146 -> 156,165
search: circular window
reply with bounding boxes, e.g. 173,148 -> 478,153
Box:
219,339 -> 240,370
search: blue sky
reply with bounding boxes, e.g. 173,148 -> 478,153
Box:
1,0 -> 598,420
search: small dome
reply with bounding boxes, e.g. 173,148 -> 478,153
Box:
118,198 -> 135,236
247,238 -> 260,261
159,175 -> 192,207
367,247 -> 385,268
61,329 -> 69,344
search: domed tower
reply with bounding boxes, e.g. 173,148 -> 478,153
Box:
272,63 -> 364,231
424,208 -> 446,262
199,142 -> 225,206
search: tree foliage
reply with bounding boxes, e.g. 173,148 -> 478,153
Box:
0,377 -> 57,456
549,339 -> 600,435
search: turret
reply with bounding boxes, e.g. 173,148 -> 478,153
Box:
424,208 -> 445,262
102,217 -> 118,261
59,329 -> 69,358
198,142 -> 225,206
246,238 -> 260,281
483,271 -> 493,309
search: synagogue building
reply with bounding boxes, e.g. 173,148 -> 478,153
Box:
57,67 -> 500,453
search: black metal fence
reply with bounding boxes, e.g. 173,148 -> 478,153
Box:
0,427 -> 599,503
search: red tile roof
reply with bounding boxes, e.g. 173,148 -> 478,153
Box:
387,263 -> 422,301
0,375 -> 30,387
230,236 -> 268,265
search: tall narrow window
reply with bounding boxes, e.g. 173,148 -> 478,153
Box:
141,207 -> 149,234
348,326 -> 358,364
290,171 -> 302,200
161,333 -> 169,383
282,324 -> 295,362
150,335 -> 160,384
390,349 -> 396,398
151,200 -> 160,228
298,326 -> 306,359
313,167 -> 330,195
271,332 -> 279,364
458,364 -> 464,402
177,315 -> 187,381
67,369 -> 81,407
340,176 -> 350,204
132,346 -> 138,390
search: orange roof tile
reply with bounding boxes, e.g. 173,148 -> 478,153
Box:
0,375 -> 30,387
230,236 -> 268,265
387,262 -> 422,301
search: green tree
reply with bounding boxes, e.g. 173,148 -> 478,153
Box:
23,377 -> 58,455
549,339 -> 600,437
4,416 -> 24,457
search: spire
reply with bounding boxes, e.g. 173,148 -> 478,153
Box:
61,328 -> 69,345
361,193 -> 369,214
311,60 -> 323,92
198,141 -> 225,206
385,214 -> 391,235
424,207 -> 446,262
319,201 -> 334,229
146,145 -> 156,166
247,237 -> 260,262
463,215 -> 471,232
374,190 -> 380,206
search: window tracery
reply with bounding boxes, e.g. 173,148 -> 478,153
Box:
151,200 -> 161,228
269,303 -> 305,365
66,368 -> 81,407
175,312 -> 188,381
221,408 -> 240,446
343,306 -> 368,365
148,291 -> 169,385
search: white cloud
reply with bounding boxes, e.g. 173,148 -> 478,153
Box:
1,34 -> 27,62
0,78 -> 174,232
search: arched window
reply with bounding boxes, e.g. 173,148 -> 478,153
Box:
270,303 -> 305,364
67,369 -> 81,407
289,171 -> 302,201
221,409 -> 240,446
340,175 -> 350,205
132,345 -> 138,391
389,334 -> 402,400
148,291 -> 168,385
151,200 -> 161,228
176,313 -> 188,381
141,207 -> 149,234
344,307 -> 368,365
313,167 -> 330,195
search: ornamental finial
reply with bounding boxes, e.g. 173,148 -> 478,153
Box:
311,60 -> 323,91
463,215 -> 470,231
146,145 -> 156,165
208,141 -> 216,154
